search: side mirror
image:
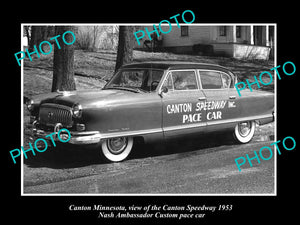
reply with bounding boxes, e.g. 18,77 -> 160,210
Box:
159,86 -> 168,97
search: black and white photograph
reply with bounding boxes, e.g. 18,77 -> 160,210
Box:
21,23 -> 276,195
4,5 -> 298,224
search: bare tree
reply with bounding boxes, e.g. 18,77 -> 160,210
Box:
28,26 -> 54,52
114,26 -> 134,72
92,26 -> 103,50
107,26 -> 119,50
51,26 -> 76,92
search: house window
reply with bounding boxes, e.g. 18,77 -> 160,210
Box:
181,26 -> 189,36
236,26 -> 241,38
219,26 -> 227,36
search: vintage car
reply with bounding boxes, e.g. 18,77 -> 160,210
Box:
27,61 -> 274,162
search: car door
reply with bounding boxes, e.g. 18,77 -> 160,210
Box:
198,70 -> 238,130
161,70 -> 207,138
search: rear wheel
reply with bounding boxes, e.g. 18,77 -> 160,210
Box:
233,121 -> 255,143
101,137 -> 133,162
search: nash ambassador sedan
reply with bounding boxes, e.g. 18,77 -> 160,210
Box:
27,61 -> 274,162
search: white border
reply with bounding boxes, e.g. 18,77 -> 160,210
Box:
21,23 -> 277,196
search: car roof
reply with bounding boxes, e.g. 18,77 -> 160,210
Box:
121,61 -> 233,74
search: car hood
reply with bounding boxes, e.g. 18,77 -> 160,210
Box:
38,89 -> 138,108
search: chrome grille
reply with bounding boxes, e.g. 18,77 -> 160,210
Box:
39,103 -> 73,127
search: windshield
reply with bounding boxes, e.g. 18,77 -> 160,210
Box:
104,69 -> 164,92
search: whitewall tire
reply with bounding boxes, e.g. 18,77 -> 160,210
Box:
101,137 -> 133,162
233,121 -> 255,144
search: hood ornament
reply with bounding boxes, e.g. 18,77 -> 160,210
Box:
56,90 -> 74,97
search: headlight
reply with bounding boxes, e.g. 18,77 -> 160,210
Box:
72,104 -> 82,118
26,99 -> 34,112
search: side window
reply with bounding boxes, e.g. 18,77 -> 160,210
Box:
171,71 -> 198,90
228,71 -> 237,88
148,70 -> 164,86
220,72 -> 232,88
199,71 -> 223,89
145,70 -> 164,91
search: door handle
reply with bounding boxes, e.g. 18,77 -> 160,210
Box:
198,97 -> 206,101
229,95 -> 236,99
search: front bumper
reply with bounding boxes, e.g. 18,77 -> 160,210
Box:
28,125 -> 102,145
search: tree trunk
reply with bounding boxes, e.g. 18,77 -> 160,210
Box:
29,26 -> 40,52
51,26 -> 76,92
114,26 -> 134,72
28,26 -> 48,52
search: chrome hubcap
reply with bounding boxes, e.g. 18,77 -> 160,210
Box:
107,137 -> 128,154
238,122 -> 252,137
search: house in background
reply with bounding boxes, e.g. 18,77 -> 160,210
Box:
134,25 -> 275,60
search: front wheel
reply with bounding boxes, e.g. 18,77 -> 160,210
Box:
101,137 -> 133,162
233,121 -> 256,144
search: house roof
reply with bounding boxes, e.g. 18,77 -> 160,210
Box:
121,61 -> 232,73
